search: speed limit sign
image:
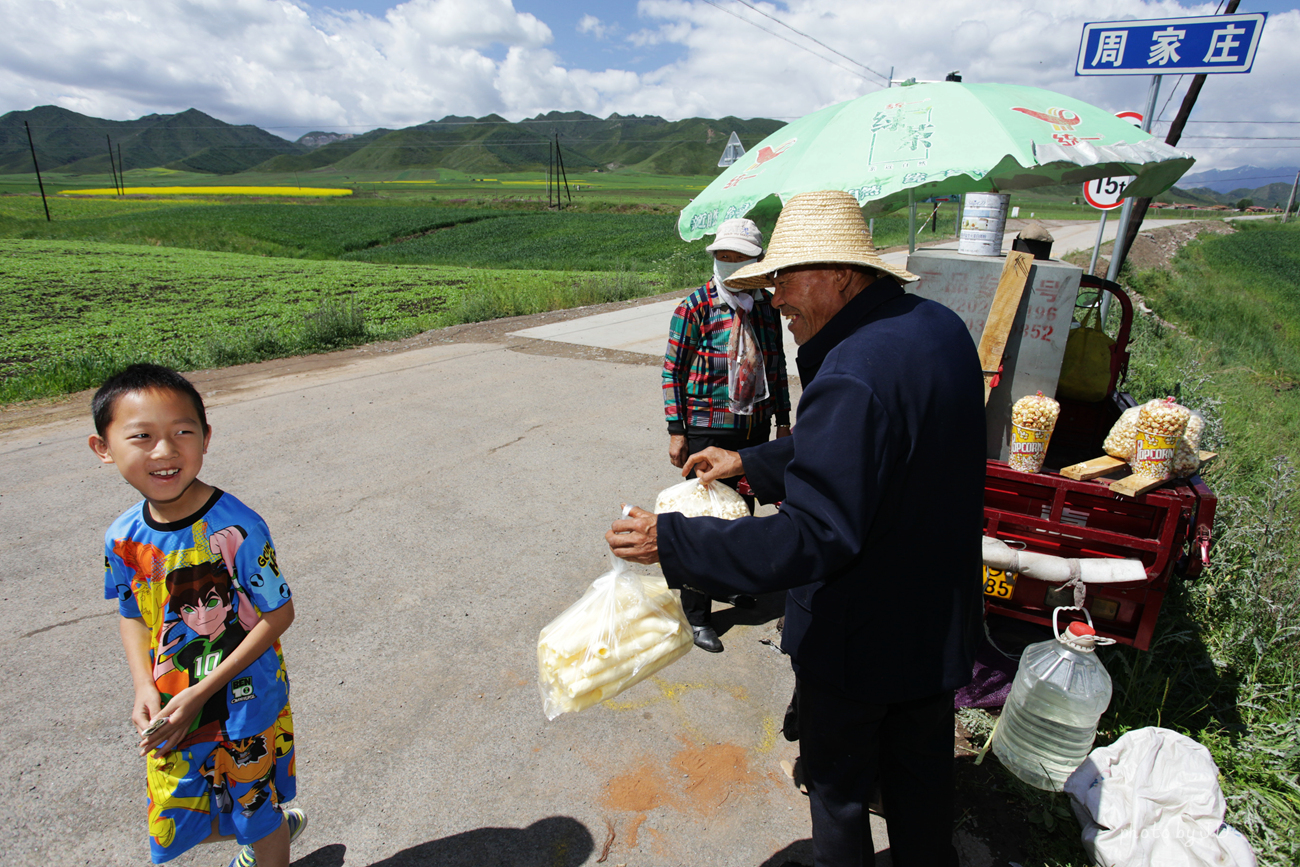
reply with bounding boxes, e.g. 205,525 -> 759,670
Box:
1084,111 -> 1143,210
1083,175 -> 1136,210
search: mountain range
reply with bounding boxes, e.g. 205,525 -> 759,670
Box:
1,106 -> 1295,205
1177,165 -> 1299,195
0,105 -> 784,178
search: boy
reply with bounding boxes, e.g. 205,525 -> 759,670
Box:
90,364 -> 306,867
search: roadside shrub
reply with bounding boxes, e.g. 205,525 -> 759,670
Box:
301,299 -> 368,348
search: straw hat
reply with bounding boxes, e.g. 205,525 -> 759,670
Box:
723,190 -> 918,290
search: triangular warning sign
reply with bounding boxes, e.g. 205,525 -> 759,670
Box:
717,132 -> 746,168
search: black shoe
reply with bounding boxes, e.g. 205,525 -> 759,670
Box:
692,624 -> 723,653
725,594 -> 757,609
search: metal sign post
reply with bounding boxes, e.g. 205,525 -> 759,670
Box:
1103,79 -> 1162,326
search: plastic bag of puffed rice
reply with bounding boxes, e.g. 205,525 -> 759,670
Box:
1103,406 -> 1142,461
1172,410 -> 1206,478
654,479 -> 751,520
538,555 -> 692,720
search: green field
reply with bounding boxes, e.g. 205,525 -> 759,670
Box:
0,239 -> 671,402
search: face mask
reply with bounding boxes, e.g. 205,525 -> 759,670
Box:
713,256 -> 756,287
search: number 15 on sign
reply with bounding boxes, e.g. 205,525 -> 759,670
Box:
1084,175 -> 1136,210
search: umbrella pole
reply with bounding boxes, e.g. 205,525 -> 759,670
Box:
908,189 -> 917,254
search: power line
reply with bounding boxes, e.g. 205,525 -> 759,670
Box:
1177,135 -> 1300,141
696,0 -> 886,86
726,0 -> 891,85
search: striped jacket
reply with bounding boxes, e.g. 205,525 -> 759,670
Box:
662,280 -> 791,434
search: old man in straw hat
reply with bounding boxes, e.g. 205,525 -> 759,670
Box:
609,190 -> 985,867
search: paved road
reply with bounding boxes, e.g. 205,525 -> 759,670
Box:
0,341 -> 889,867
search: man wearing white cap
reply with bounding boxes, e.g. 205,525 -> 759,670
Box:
613,191 -> 985,866
661,217 -> 791,653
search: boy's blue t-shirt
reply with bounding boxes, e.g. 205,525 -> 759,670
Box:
104,488 -> 291,744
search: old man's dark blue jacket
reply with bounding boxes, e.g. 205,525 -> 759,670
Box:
658,279 -> 986,702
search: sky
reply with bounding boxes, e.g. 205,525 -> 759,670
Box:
4,0 -> 1299,171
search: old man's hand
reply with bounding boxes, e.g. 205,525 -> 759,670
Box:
682,447 -> 744,486
607,505 -> 660,565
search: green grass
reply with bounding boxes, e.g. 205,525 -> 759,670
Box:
0,196 -> 500,258
0,239 -> 669,402
963,220 -> 1300,866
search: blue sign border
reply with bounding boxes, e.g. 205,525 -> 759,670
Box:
1077,13 -> 1267,76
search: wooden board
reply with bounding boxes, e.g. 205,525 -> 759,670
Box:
1109,474 -> 1167,497
1108,452 -> 1219,498
1060,455 -> 1127,481
1060,454 -> 1211,488
975,250 -> 1034,404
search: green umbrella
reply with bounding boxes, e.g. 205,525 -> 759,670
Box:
678,81 -> 1194,241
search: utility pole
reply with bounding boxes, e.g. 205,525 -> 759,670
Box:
24,121 -> 51,222
554,133 -> 571,209
117,144 -> 124,194
107,135 -> 120,196
1283,170 -> 1299,224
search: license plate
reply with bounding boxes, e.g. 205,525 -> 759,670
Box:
983,566 -> 1018,600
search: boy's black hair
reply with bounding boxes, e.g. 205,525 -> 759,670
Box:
92,363 -> 209,438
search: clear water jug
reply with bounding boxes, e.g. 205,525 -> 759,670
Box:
991,607 -> 1114,791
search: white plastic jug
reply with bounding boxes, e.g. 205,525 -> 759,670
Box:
992,607 -> 1114,791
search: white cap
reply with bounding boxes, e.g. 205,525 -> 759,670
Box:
706,218 -> 764,258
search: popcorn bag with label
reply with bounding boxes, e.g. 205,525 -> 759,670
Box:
538,555 -> 692,720
1105,403 -> 1205,479
1009,392 -> 1060,474
1131,397 -> 1190,480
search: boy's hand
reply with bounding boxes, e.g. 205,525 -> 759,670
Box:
131,687 -> 162,736
141,688 -> 202,757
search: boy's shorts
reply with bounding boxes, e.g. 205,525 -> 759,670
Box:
146,705 -> 296,864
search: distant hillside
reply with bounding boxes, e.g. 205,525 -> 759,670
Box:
1178,165 -> 1298,194
252,111 -> 788,176
1,105 -> 787,177
0,106 -> 305,175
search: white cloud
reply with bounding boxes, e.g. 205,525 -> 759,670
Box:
1,0 -> 1295,169
577,14 -> 612,40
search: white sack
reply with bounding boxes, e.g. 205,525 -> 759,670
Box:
1064,726 -> 1256,867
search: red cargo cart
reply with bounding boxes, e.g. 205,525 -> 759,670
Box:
981,276 -> 1217,650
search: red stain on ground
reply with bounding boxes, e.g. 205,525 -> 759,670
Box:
600,742 -> 766,818
626,813 -> 647,848
602,760 -> 674,813
673,742 -> 755,815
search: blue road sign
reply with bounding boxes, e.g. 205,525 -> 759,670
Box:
1077,13 -> 1267,76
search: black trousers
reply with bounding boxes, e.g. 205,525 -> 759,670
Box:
799,680 -> 959,867
679,425 -> 768,626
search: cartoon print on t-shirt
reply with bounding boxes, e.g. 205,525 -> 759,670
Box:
152,525 -> 262,740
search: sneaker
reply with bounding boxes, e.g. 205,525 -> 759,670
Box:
227,808 -> 308,867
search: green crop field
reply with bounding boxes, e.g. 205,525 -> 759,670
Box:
0,196 -> 501,258
0,239 -> 671,402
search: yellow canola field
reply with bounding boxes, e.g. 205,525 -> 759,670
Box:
61,186 -> 352,197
